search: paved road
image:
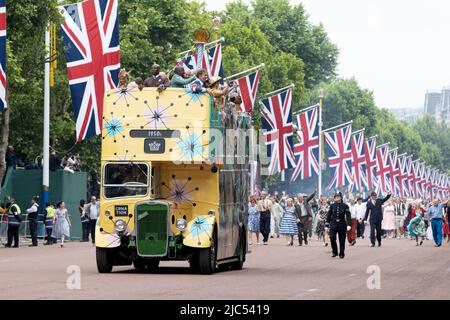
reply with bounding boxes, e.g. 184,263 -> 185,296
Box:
0,236 -> 449,300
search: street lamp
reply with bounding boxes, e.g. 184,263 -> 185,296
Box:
318,88 -> 325,196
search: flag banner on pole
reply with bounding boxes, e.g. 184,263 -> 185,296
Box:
430,168 -> 438,199
260,88 -> 296,175
411,160 -> 421,199
0,0 -> 6,111
397,154 -> 410,198
59,0 -> 120,141
418,162 -> 426,199
324,123 -> 353,190
236,69 -> 261,114
388,148 -> 400,196
439,173 -> 447,200
291,105 -> 320,182
375,144 -> 390,195
349,130 -> 367,192
364,136 -> 377,192
181,43 -> 223,80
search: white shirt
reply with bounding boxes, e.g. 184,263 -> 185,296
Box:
26,204 -> 38,214
349,204 -> 357,219
89,203 -> 98,219
355,202 -> 367,222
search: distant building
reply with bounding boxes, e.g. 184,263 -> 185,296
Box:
424,90 -> 441,115
423,87 -> 450,126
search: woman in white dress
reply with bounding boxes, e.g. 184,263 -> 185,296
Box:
382,201 -> 396,238
52,201 -> 71,248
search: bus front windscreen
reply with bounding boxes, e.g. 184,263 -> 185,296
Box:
103,163 -> 149,199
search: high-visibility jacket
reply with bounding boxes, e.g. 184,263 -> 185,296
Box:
8,204 -> 22,226
45,207 -> 55,228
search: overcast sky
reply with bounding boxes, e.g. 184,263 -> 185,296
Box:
205,0 -> 450,109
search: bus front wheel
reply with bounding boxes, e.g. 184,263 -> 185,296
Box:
96,247 -> 115,273
197,234 -> 217,275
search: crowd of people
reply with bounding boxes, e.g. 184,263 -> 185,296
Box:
0,195 -> 100,248
248,190 -> 450,259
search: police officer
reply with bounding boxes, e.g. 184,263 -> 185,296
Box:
5,199 -> 21,248
326,192 -> 352,259
26,196 -> 39,247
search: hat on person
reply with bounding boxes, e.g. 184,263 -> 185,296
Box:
208,76 -> 222,87
334,192 -> 343,198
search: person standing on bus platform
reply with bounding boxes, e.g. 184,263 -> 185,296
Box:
143,64 -> 170,92
257,191 -> 271,245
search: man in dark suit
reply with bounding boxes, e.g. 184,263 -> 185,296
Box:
364,191 -> 391,247
294,191 -> 316,246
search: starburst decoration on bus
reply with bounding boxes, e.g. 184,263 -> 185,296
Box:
169,126 -> 213,163
189,217 -> 213,238
108,85 -> 140,107
103,112 -> 128,143
160,175 -> 199,206
176,88 -> 208,108
113,149 -> 137,162
140,97 -> 178,130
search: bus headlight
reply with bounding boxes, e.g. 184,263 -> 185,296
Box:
176,218 -> 187,231
114,219 -> 127,233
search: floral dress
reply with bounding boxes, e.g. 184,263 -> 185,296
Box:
248,203 -> 260,232
315,205 -> 328,236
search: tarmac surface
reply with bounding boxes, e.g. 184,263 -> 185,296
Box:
0,236 -> 449,300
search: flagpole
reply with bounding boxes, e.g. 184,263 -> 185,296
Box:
224,64 -> 265,81
292,104 -> 320,116
42,27 -> 50,213
261,84 -> 295,99
322,120 -> 353,133
178,37 -> 225,56
318,90 -> 324,197
351,128 -> 365,135
376,142 -> 390,149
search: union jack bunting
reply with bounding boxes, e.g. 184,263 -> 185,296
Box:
411,160 -> 422,199
0,0 -> 6,111
324,123 -> 353,190
375,144 -> 390,194
236,69 -> 261,114
349,130 -> 367,192
398,154 -> 411,198
363,136 -> 377,192
261,88 -> 296,175
183,43 -> 223,80
60,0 -> 120,141
430,168 -> 439,199
290,105 -> 320,182
418,162 -> 427,199
388,149 -> 400,196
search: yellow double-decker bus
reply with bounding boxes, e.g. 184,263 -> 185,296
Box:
95,84 -> 252,274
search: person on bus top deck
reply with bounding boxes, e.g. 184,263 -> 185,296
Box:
171,66 -> 197,88
143,64 -> 170,92
208,76 -> 231,109
189,69 -> 211,94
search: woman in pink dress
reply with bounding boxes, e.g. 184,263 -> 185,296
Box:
382,201 -> 396,238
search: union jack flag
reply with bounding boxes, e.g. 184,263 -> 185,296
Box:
388,148 -> 400,196
0,0 -> 6,111
290,105 -> 320,182
363,136 -> 377,192
398,154 -> 411,198
411,160 -> 422,199
417,162 -> 427,199
349,130 -> 367,192
236,69 -> 261,114
261,88 -> 296,175
60,0 -> 120,141
182,43 -> 223,80
324,123 -> 353,190
375,144 -> 390,194
429,168 -> 438,199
